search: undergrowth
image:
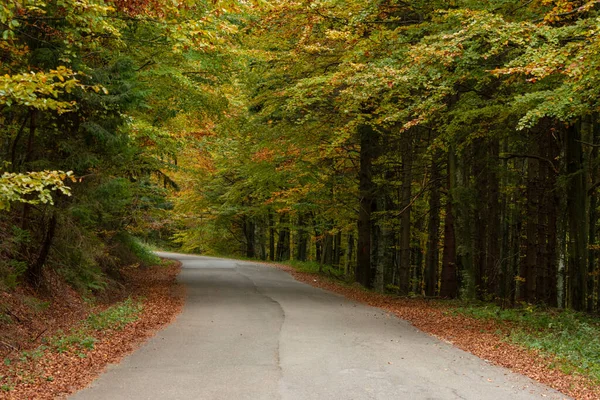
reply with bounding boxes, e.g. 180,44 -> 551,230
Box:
85,298 -> 143,330
453,303 -> 600,383
0,297 -> 143,392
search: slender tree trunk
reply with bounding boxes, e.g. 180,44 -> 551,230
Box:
333,231 -> 342,268
27,213 -> 57,286
320,229 -> 332,268
585,117 -> 597,311
522,157 -> 539,302
537,128 -> 559,306
296,214 -> 308,261
375,197 -> 390,291
10,114 -> 29,170
412,215 -> 424,295
425,155 -> 441,297
499,139 -> 510,305
356,124 -> 376,288
276,213 -> 290,261
398,133 -> 413,294
473,139 -> 487,298
486,139 -> 500,296
566,122 -> 589,311
269,211 -> 275,261
243,218 -> 256,258
509,201 -> 523,306
441,147 -> 458,298
345,233 -> 354,277
592,118 -> 600,313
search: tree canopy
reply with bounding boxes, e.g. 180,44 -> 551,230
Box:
2,0 -> 600,312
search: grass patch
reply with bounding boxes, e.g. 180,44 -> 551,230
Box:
42,297 -> 142,353
0,294 -> 144,392
85,297 -> 143,331
453,302 -> 600,383
47,331 -> 95,354
284,260 -> 323,274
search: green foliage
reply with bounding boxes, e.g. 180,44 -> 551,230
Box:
111,233 -> 161,267
0,0 -> 241,289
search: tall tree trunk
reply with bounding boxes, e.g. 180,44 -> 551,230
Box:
356,124 -> 377,288
441,147 -> 458,298
537,128 -> 559,306
592,117 -> 600,313
243,217 -> 256,258
375,196 -> 392,291
566,122 -> 589,311
276,213 -> 290,261
269,211 -> 275,261
485,139 -> 500,296
333,231 -> 342,268
509,200 -> 523,307
521,157 -> 539,302
398,132 -> 413,294
412,215 -> 424,295
473,139 -> 488,298
296,214 -> 308,261
456,151 -> 475,298
345,233 -> 354,277
320,229 -> 332,268
27,213 -> 57,286
585,117 -> 597,311
499,139 -> 510,305
425,155 -> 441,297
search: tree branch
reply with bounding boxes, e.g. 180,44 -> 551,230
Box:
499,153 -> 559,174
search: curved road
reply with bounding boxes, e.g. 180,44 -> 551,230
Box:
72,253 -> 568,400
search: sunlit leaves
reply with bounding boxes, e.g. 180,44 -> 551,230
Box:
0,68 -> 106,113
0,170 -> 74,211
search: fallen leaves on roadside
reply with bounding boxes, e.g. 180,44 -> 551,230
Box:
0,262 -> 184,400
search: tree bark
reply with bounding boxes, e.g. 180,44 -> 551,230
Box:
521,156 -> 539,302
27,213 -> 57,286
398,132 -> 413,294
566,121 -> 589,311
276,213 -> 290,261
441,147 -> 458,298
356,124 -> 377,288
269,211 -> 275,261
295,214 -> 308,261
425,155 -> 441,297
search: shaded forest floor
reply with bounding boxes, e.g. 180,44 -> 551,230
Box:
0,261 -> 184,399
265,261 -> 599,400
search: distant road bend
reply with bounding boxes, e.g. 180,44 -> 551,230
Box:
72,252 -> 569,400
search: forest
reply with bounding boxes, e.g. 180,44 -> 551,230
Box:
3,0 -> 600,315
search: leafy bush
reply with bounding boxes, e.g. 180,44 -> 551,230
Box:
111,232 -> 161,268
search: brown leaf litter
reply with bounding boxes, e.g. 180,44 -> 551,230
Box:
0,261 -> 184,400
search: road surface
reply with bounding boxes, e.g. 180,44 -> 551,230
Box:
72,253 -> 569,400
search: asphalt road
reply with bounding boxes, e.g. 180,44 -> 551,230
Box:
71,253 -> 569,400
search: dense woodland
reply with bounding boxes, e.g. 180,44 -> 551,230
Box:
2,0 -> 600,312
